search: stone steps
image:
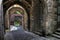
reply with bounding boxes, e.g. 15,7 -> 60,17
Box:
51,28 -> 60,39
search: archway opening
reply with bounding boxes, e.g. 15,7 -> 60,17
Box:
5,4 -> 28,32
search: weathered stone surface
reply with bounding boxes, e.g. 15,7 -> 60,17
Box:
0,0 -> 4,40
31,0 -> 57,35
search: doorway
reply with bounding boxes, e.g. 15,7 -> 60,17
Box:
5,4 -> 28,32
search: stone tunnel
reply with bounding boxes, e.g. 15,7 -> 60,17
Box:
0,0 -> 60,40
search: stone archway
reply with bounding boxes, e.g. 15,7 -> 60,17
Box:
3,0 -> 57,35
3,0 -> 32,32
5,4 -> 28,31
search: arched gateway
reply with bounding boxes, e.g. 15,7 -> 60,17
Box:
5,4 -> 28,31
3,0 -> 58,37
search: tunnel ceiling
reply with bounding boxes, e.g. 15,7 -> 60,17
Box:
3,0 -> 32,14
